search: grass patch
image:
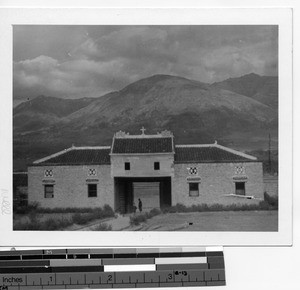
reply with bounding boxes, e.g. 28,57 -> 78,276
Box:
130,214 -> 147,226
14,202 -> 39,214
14,203 -> 116,215
93,223 -> 112,231
71,205 -> 115,225
130,208 -> 162,226
13,204 -> 115,230
14,213 -> 73,231
162,200 -> 277,214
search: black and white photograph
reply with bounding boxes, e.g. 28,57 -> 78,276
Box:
12,24 -> 280,232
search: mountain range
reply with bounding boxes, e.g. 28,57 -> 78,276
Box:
13,73 -> 278,171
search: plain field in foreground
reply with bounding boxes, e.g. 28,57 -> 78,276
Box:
135,210 -> 278,231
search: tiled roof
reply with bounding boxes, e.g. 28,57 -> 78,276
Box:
32,140 -> 257,166
35,148 -> 111,165
112,137 -> 173,154
174,145 -> 255,163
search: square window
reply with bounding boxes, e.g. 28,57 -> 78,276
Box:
88,184 -> 97,197
189,183 -> 199,197
235,182 -> 245,195
44,185 -> 54,198
125,162 -> 130,170
154,162 -> 160,170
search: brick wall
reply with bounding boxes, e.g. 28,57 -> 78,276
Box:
28,165 -> 114,208
172,162 -> 264,206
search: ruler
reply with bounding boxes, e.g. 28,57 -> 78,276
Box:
0,247 -> 225,289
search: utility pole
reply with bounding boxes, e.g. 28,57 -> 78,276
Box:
268,133 -> 272,173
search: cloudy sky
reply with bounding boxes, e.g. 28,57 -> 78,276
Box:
13,25 -> 278,101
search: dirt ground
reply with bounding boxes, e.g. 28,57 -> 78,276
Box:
133,210 -> 278,232
13,210 -> 278,232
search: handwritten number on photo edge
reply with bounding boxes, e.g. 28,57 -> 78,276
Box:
1,196 -> 11,215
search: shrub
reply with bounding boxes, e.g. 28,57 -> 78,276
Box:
42,219 -> 59,231
102,204 -> 115,217
72,213 -> 93,225
130,214 -> 148,226
161,201 -> 276,214
14,202 -> 40,214
14,219 -> 41,230
163,203 -> 194,213
129,208 -> 162,226
264,192 -> 278,209
258,200 -> 271,210
93,223 -> 112,231
147,208 -> 161,218
37,207 -> 96,214
35,204 -> 116,216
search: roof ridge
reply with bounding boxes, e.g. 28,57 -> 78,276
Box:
33,147 -> 74,164
33,146 -> 111,164
213,144 -> 257,160
73,146 -> 111,150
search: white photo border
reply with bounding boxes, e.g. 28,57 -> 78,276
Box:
0,7 -> 293,246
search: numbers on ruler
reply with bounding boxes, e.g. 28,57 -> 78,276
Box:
174,271 -> 188,276
167,273 -> 173,280
107,275 -> 113,282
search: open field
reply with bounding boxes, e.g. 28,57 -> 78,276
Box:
133,210 -> 278,231
13,195 -> 278,231
73,210 -> 278,232
13,209 -> 278,232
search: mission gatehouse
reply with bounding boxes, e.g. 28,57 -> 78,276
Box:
28,129 -> 264,213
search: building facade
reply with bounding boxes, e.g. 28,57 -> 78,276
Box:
28,130 -> 264,212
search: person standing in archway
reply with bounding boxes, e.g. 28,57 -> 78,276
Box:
138,198 -> 142,213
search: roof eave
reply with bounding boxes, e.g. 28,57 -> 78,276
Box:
29,162 -> 111,167
174,160 -> 262,164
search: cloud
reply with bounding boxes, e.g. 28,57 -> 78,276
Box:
13,25 -> 278,99
13,55 -> 135,99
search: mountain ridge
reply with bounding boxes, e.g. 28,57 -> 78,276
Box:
211,73 -> 278,109
13,73 -> 278,171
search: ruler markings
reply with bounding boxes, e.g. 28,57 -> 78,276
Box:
0,251 -> 223,261
0,248 -> 225,289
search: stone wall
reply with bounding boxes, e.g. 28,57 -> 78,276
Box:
172,162 -> 264,206
28,165 -> 114,208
